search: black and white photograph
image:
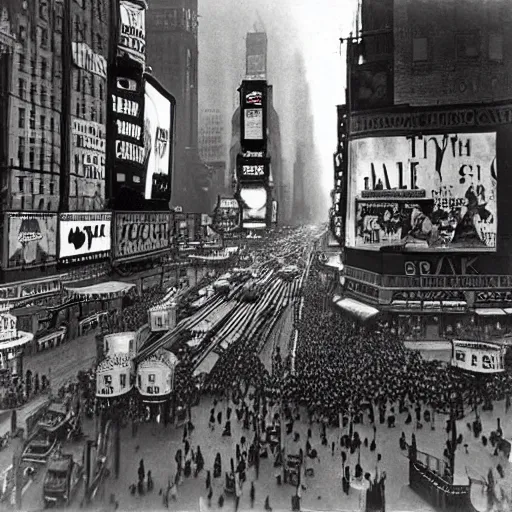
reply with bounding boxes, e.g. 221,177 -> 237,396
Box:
0,1 -> 512,511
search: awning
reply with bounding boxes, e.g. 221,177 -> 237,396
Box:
63,281 -> 135,301
475,308 -> 507,316
504,308 -> 512,315
333,297 -> 380,322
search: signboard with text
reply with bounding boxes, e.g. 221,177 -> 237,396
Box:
236,155 -> 270,183
58,212 -> 112,265
118,1 -> 146,66
4,212 -> 57,269
346,133 -> 497,251
211,197 -> 241,234
114,211 -> 171,262
240,80 -> 267,153
0,275 -> 63,303
451,340 -> 505,374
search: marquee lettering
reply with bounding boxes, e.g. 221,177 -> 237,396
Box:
116,140 -> 145,164
112,95 -> 139,117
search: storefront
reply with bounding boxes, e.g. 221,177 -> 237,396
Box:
95,354 -> 134,398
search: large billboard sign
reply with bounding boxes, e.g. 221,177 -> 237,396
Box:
246,32 -> 267,79
114,212 -> 170,262
4,212 -> 57,269
240,80 -> 267,153
346,132 -> 497,251
237,185 -> 269,230
118,1 -> 146,66
236,155 -> 270,183
451,340 -> 506,374
144,78 -> 174,202
58,212 -> 112,265
211,197 -> 241,234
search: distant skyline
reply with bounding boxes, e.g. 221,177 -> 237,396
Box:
198,0 -> 357,213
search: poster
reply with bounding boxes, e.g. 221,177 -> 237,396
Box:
114,212 -> 170,261
58,212 -> 112,264
144,81 -> 172,200
118,1 -> 146,66
239,185 -> 267,229
244,109 -> 263,140
5,212 -> 57,269
347,132 -> 497,250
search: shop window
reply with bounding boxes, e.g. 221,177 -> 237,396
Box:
412,37 -> 428,62
148,374 -> 156,383
489,34 -> 503,62
456,33 -> 480,60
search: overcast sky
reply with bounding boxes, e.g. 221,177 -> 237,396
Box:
198,0 -> 357,201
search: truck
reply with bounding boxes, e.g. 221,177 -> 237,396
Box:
43,452 -> 83,508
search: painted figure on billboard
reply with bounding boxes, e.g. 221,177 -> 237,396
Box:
144,81 -> 172,200
348,132 -> 497,250
7,214 -> 56,268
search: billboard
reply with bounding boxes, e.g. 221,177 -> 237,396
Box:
118,1 -> 146,66
114,212 -> 170,262
211,197 -> 241,233
346,133 -> 497,251
4,212 -> 57,269
240,80 -> 267,153
236,155 -> 270,182
58,212 -> 112,265
271,200 -> 278,225
451,340 -> 506,374
238,185 -> 268,229
144,79 -> 173,201
246,32 -> 267,78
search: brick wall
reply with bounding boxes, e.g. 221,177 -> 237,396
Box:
394,0 -> 512,106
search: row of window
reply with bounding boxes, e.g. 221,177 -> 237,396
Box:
17,177 -> 56,196
18,108 -> 56,132
74,100 -> 104,124
17,79 -> 57,109
18,54 -> 59,79
74,17 -> 105,53
17,142 -> 59,173
11,196 -> 55,212
74,70 -> 105,99
412,33 -> 504,63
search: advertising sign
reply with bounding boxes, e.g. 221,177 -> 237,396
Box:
5,212 -> 57,269
211,197 -> 241,233
71,42 -> 107,79
0,312 -> 16,342
58,212 -> 112,264
144,79 -> 173,201
451,340 -> 506,374
114,212 -> 170,261
0,275 -> 63,303
244,109 -> 263,140
113,93 -> 144,164
118,1 -> 146,66
347,133 -> 497,251
246,32 -> 267,78
96,354 -> 134,397
238,185 -> 268,229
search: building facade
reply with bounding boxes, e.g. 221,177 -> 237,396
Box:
334,0 -> 512,343
146,0 -> 212,212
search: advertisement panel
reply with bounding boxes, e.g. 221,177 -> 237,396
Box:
118,1 -> 146,66
236,155 -> 270,182
58,212 -> 112,264
114,212 -> 170,261
72,42 -> 107,79
144,80 -> 173,201
238,185 -> 268,229
5,212 -> 57,269
347,133 -> 497,251
246,32 -> 267,78
244,109 -> 263,140
211,197 -> 241,233
240,80 -> 267,153
451,340 -> 506,374
271,200 -> 278,224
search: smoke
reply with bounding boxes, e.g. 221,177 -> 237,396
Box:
198,0 -> 356,221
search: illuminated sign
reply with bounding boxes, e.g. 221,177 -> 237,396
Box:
238,185 -> 268,229
0,313 -> 17,342
4,212 -> 57,269
346,133 -> 497,251
114,212 -> 170,262
245,91 -> 262,106
451,340 -> 505,374
244,109 -> 263,140
243,165 -> 264,176
58,212 -> 112,265
118,1 -> 146,66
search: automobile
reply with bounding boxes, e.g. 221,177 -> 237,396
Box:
43,452 -> 83,508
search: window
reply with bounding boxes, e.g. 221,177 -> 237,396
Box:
18,53 -> 25,71
49,182 -> 55,195
18,108 -> 26,129
456,33 -> 480,60
30,83 -> 36,103
29,110 -> 36,129
99,82 -> 104,101
148,374 -> 156,383
96,33 -> 103,53
412,37 -> 428,62
41,86 -> 47,106
40,115 -> 46,130
39,0 -> 48,19
41,28 -> 49,48
489,34 -> 503,62
50,117 -> 54,132
40,149 -> 44,171
30,59 -> 36,77
29,148 -> 35,167
120,374 -> 126,388
39,180 -> 44,194
18,138 -> 25,165
18,177 -> 24,193
18,25 -> 26,41
18,78 -> 26,99
41,58 -> 47,80
76,69 -> 81,91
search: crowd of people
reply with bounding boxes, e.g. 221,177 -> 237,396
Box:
120,287 -> 168,332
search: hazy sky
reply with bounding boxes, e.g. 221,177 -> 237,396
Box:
198,0 -> 357,201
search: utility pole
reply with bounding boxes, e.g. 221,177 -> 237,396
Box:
59,0 -> 72,211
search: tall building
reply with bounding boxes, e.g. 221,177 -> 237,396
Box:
199,108 -> 225,164
146,0 -> 212,212
68,0 -> 109,211
334,0 -> 512,342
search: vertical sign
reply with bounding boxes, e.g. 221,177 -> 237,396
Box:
240,80 -> 267,154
